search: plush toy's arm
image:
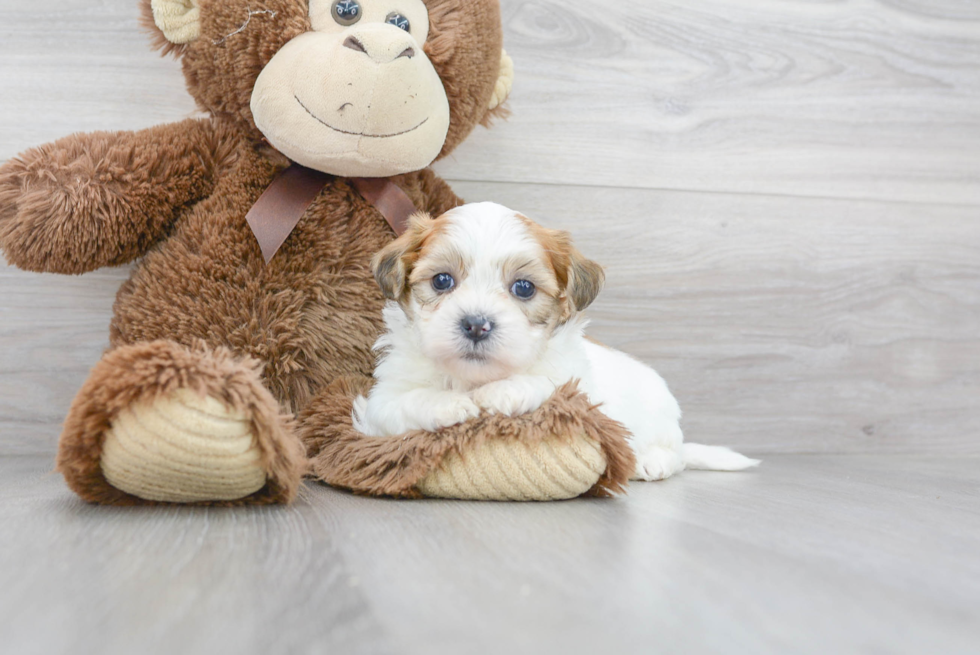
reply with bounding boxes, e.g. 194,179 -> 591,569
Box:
0,118 -> 239,274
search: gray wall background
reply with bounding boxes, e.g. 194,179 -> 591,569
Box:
1,0 -> 977,456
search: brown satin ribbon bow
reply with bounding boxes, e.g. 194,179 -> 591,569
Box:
245,164 -> 418,263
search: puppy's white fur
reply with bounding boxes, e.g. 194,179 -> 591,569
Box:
354,202 -> 759,480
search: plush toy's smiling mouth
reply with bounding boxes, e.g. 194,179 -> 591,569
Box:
295,95 -> 429,139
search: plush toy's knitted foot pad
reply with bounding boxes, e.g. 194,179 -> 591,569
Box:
57,340 -> 307,506
300,376 -> 636,501
100,388 -> 267,503
416,432 -> 607,501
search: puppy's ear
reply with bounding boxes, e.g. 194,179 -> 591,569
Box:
372,242 -> 409,301
371,212 -> 434,301
566,248 -> 605,311
538,225 -> 604,313
521,217 -> 606,316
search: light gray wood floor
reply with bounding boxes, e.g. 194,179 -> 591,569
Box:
2,454 -> 979,655
1,0 -> 978,653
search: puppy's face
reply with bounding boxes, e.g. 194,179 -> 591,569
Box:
372,202 -> 605,386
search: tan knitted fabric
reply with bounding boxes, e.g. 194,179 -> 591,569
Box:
488,50 -> 514,110
150,0 -> 201,45
416,432 -> 606,501
100,388 -> 267,503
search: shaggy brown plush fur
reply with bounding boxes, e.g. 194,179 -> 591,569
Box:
0,119 -> 240,274
0,0 -> 626,505
300,378 -> 636,499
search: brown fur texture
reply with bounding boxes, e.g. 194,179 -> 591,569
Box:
300,377 -> 636,499
0,118 -> 240,274
0,0 -> 625,505
57,340 -> 306,506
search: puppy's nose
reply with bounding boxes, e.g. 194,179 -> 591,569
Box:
460,316 -> 494,343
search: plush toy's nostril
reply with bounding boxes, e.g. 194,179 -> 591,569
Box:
343,36 -> 367,54
461,316 -> 494,343
343,33 -> 415,64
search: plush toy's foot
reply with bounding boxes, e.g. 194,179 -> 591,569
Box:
57,340 -> 307,505
300,376 -> 636,501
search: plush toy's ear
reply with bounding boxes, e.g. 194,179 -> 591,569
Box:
149,0 -> 201,45
488,50 -> 515,111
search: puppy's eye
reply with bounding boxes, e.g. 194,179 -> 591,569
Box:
333,0 -> 362,26
386,12 -> 411,32
511,280 -> 536,300
432,273 -> 456,292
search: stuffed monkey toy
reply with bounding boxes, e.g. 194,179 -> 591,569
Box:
0,0 -> 632,505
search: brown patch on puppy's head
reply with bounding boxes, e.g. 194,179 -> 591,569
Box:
517,215 -> 605,323
371,211 -> 446,305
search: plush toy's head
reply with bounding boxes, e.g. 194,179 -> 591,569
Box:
143,0 -> 513,177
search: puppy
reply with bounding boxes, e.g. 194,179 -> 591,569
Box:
353,202 -> 759,481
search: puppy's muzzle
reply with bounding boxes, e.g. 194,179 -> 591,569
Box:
460,315 -> 494,343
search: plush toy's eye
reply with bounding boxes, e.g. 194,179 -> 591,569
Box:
385,12 -> 411,32
333,0 -> 362,26
432,273 -> 455,292
511,280 -> 536,300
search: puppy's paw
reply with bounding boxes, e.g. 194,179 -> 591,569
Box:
471,379 -> 550,417
632,446 -> 685,482
424,393 -> 481,431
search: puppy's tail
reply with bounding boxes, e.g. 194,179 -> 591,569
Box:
683,443 -> 760,471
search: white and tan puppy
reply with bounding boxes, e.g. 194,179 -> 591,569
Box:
353,202 -> 759,481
